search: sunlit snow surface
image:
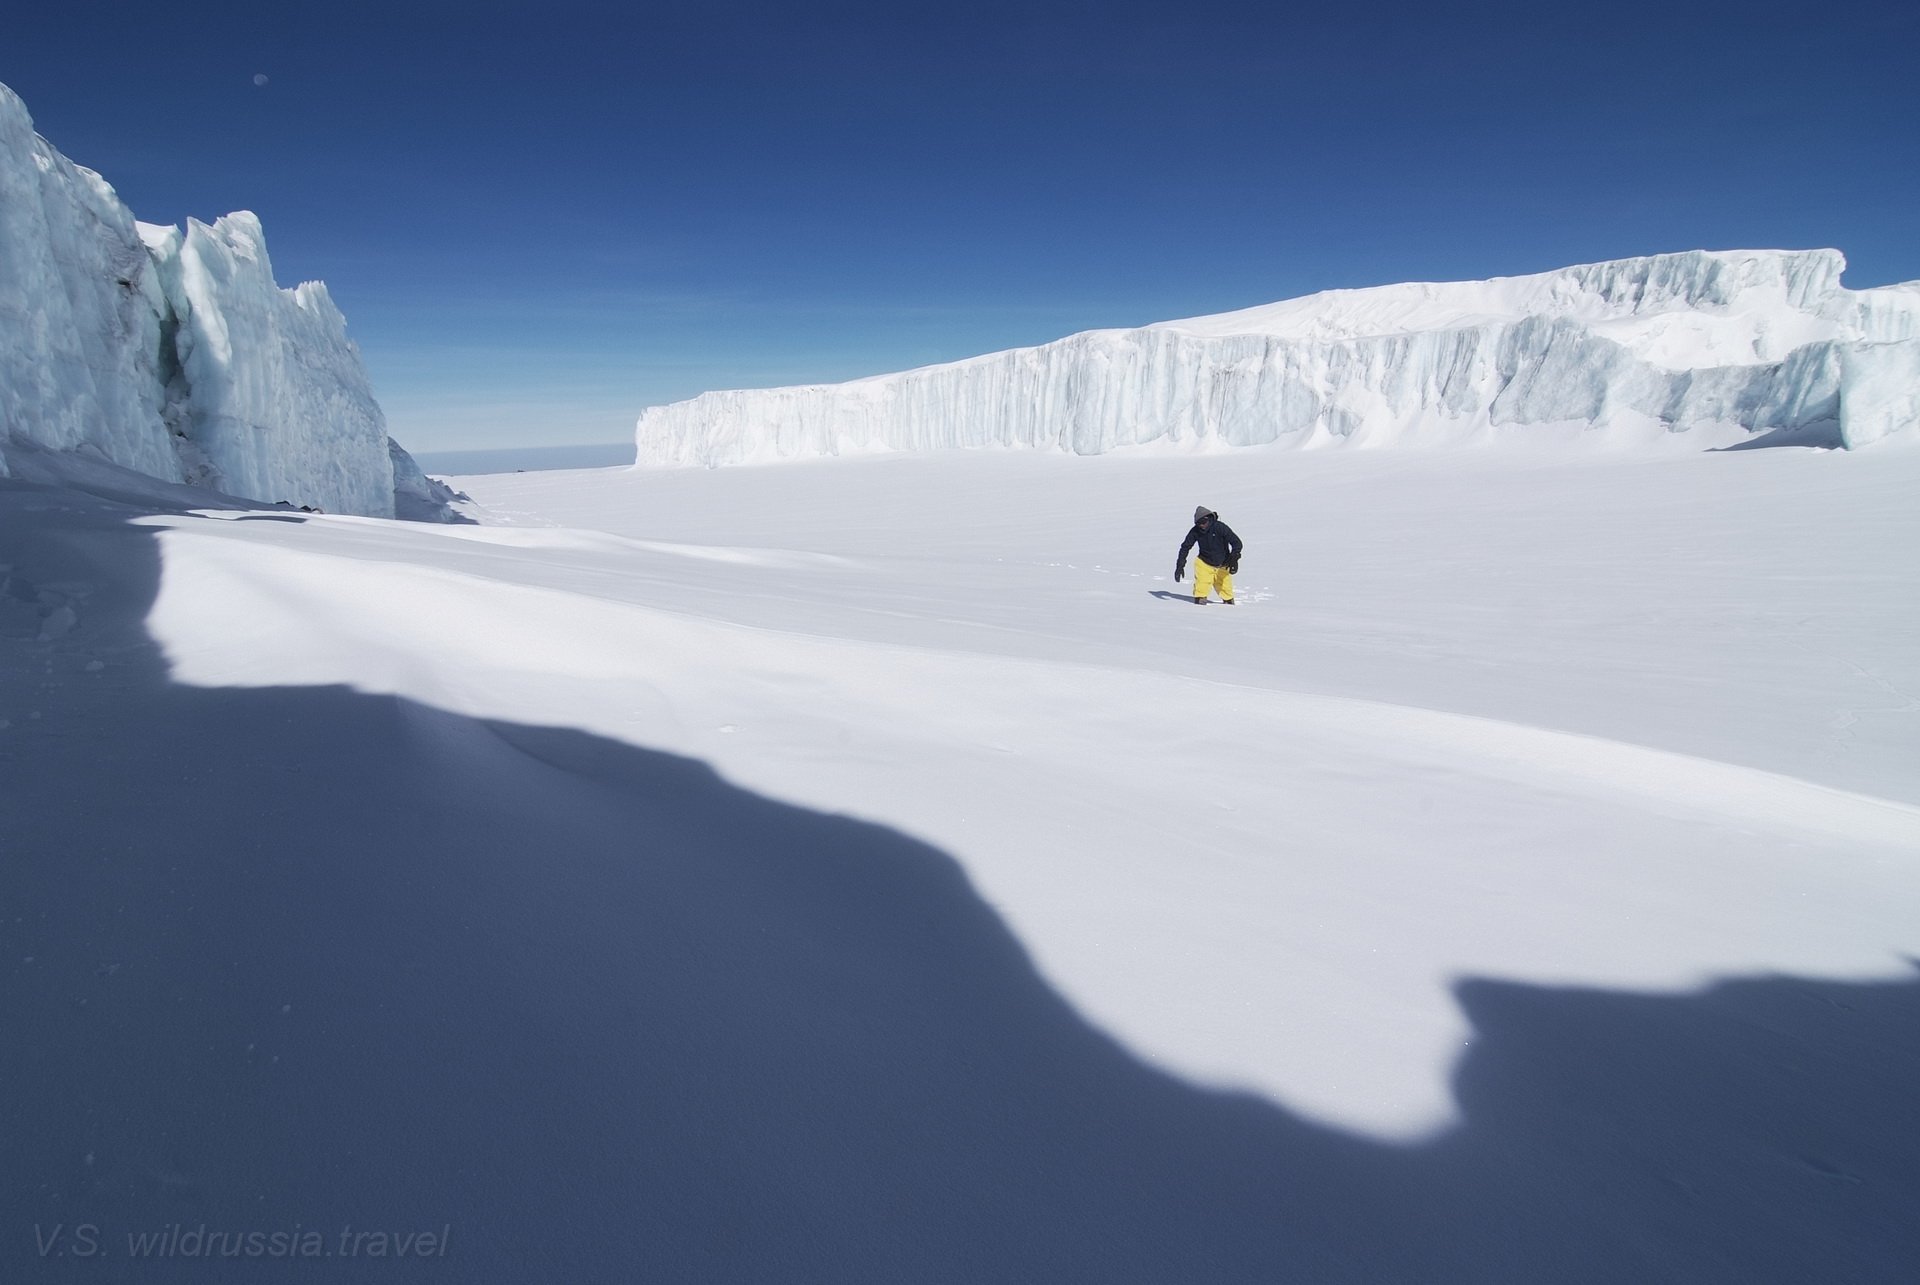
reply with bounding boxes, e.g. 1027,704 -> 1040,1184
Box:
143,448 -> 1920,1139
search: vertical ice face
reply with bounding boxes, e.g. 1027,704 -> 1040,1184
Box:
0,81 -> 413,516
0,84 -> 179,483
1840,341 -> 1920,448
635,250 -> 1920,466
147,212 -> 396,516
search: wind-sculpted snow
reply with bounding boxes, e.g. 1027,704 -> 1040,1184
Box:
637,249 -> 1920,465
141,446 -> 1920,1141
0,81 -> 432,517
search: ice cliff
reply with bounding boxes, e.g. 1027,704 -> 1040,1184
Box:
0,82 -> 435,517
636,250 -> 1920,466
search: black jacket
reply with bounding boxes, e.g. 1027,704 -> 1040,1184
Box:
1177,520 -> 1242,574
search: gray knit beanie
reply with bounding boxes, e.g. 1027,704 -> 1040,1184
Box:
1194,506 -> 1215,523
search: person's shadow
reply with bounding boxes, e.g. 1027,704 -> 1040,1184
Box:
3,477 -> 1917,1283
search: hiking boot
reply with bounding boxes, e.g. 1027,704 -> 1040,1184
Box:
1223,598 -> 1235,605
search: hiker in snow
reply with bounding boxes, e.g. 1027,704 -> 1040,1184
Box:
1175,506 -> 1243,604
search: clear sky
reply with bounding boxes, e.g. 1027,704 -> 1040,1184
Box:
7,0 -> 1917,452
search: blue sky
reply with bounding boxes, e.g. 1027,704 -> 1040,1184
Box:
8,0 -> 1918,451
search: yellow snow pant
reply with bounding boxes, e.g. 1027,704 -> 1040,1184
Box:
1193,559 -> 1234,602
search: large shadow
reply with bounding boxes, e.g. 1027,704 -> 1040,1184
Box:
3,480 -> 1916,1282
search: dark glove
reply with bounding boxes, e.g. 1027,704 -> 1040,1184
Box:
1228,560 -> 1239,575
1174,564 -> 1184,583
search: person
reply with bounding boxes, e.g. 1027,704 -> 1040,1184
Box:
1175,506 -> 1243,604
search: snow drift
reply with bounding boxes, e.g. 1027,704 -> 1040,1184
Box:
0,81 -> 434,517
636,250 -> 1920,466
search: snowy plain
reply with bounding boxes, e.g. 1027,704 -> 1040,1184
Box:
7,438 -> 1915,1280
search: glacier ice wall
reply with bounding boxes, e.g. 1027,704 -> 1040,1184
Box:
0,84 -> 178,482
636,250 -> 1920,466
142,214 -> 395,517
0,81 -> 424,517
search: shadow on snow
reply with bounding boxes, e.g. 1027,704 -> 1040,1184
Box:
1710,420 -> 1845,452
2,479 -> 1915,1282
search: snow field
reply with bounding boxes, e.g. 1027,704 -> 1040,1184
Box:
140,447 -> 1920,1140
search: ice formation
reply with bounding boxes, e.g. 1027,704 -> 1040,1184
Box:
636,250 -> 1920,466
0,81 -> 434,517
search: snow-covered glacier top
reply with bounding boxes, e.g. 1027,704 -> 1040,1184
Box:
1157,250 -> 1841,345
636,249 -> 1920,466
0,81 -> 431,517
